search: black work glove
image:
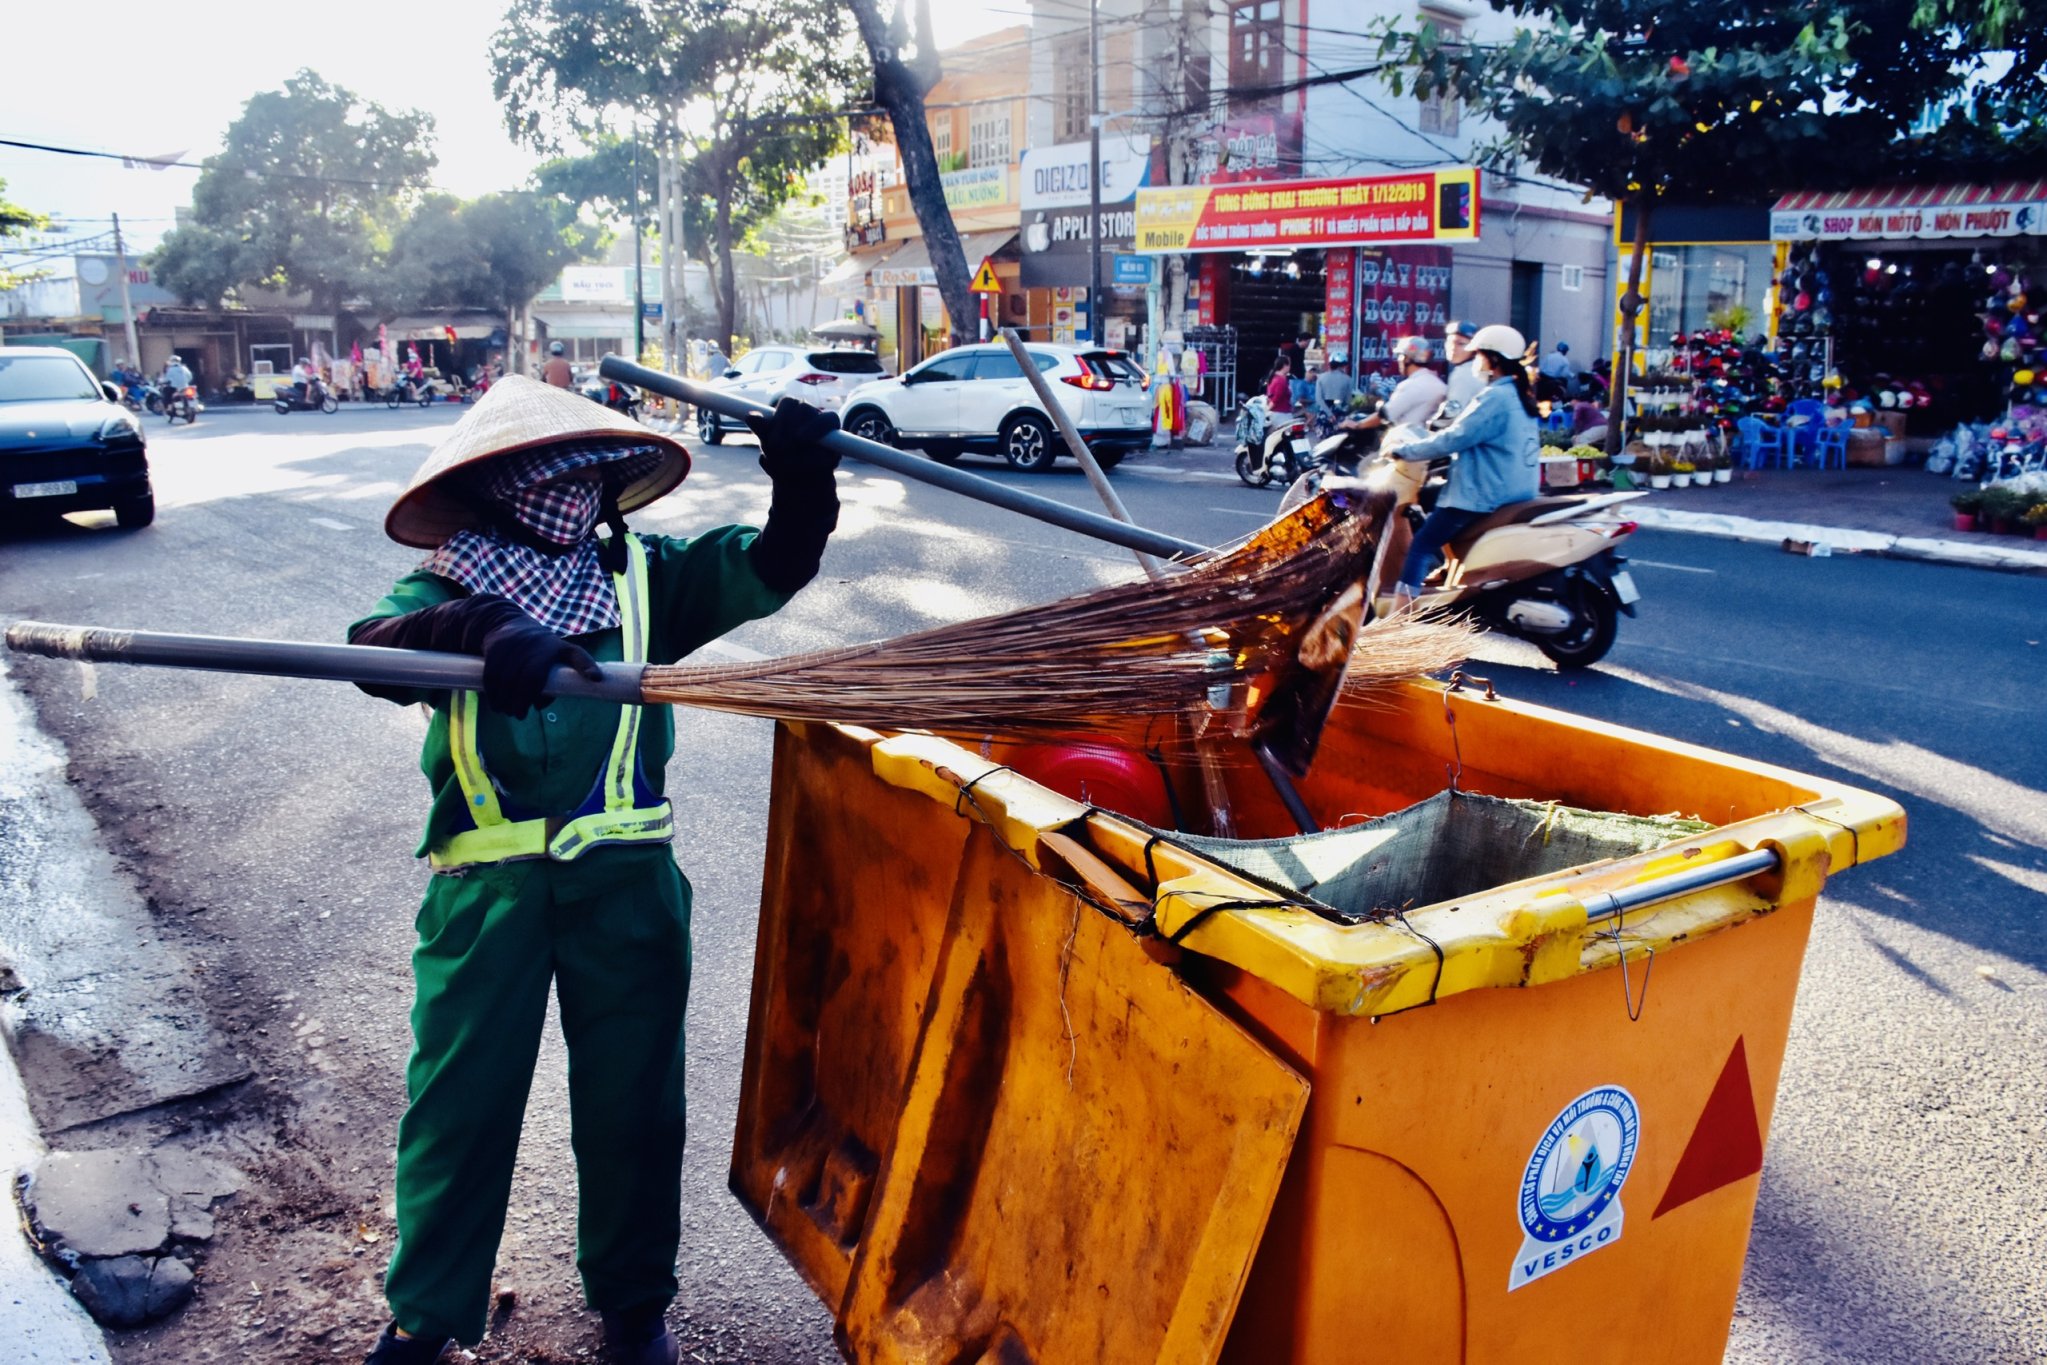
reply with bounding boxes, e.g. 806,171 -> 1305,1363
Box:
744,398 -> 843,594
744,396 -> 842,481
479,615 -> 604,718
349,593 -> 528,702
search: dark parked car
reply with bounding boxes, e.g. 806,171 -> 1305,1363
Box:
0,347 -> 154,528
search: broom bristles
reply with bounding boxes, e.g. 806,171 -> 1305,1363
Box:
639,492 -> 1468,736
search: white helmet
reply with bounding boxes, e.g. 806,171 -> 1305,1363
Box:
1391,336 -> 1433,364
1469,324 -> 1527,359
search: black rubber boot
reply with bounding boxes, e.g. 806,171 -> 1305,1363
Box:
600,1302 -> 679,1365
364,1322 -> 452,1364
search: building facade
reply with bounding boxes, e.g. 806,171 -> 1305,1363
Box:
1017,0 -> 1613,399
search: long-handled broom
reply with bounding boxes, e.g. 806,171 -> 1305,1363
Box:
6,366 -> 1466,774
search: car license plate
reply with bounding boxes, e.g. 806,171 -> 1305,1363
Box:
1119,407 -> 1142,423
1610,570 -> 1641,605
14,480 -> 77,499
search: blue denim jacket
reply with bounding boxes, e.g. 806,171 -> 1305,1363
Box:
1396,376 -> 1541,512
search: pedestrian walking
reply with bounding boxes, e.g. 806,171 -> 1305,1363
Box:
1264,359 -> 1295,413
347,378 -> 846,1365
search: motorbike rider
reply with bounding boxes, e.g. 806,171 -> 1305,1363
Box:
1384,323 -> 1541,613
542,340 -> 575,390
292,356 -> 318,407
348,378 -> 846,1365
1433,321 -> 1482,427
1342,337 -> 1445,434
162,354 -> 193,396
1313,353 -> 1355,423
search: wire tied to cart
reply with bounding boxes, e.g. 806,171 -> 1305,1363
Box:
1439,670 -> 1496,792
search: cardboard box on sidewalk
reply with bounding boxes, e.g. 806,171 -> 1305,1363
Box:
1847,429 -> 1899,467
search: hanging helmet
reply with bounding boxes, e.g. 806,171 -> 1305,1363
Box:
2017,368 -> 2039,387
1468,324 -> 1527,359
2003,338 -> 2023,362
1391,336 -> 1433,364
1878,389 -> 1897,409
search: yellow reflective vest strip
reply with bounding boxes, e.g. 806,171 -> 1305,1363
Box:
429,534 -> 675,871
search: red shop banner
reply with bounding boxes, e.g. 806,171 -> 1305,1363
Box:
1352,246 -> 1454,370
1325,248 -> 1356,352
1136,168 -> 1480,253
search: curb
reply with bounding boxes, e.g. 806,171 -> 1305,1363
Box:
1632,506 -> 2047,574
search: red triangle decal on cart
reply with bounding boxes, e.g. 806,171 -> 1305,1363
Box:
1653,1037 -> 1766,1218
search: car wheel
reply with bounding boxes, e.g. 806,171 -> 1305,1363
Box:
701,410 -> 725,445
113,492 -> 156,530
1535,580 -> 1619,669
844,408 -> 895,447
1001,413 -> 1057,472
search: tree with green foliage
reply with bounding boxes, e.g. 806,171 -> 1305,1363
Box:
150,70 -> 435,310
380,190 -> 602,370
491,0 -> 859,354
1377,0 -> 2041,447
0,179 -> 51,292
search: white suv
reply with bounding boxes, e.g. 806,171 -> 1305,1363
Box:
698,346 -> 888,444
837,343 -> 1150,471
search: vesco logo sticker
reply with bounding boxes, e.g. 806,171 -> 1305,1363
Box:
1508,1085 -> 1641,1291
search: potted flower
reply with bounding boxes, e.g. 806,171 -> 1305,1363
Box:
1980,484 -> 2030,534
2025,502 -> 2047,541
1950,488 -> 1984,532
1671,459 -> 1696,488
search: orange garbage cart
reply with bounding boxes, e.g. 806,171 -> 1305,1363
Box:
729,678 -> 1904,1364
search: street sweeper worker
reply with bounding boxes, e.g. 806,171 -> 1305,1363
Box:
344,376 -> 842,1365
1385,323 -> 1540,612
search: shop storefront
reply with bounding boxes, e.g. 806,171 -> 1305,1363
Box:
1017,134 -> 1152,348
1137,167 -> 1480,398
1768,181 -> 2047,429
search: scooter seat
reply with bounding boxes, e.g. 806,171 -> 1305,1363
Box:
1444,496 -> 1604,555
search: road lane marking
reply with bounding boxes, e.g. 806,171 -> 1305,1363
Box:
309,517 -> 354,531
1207,506 -> 1275,518
1627,558 -> 1714,574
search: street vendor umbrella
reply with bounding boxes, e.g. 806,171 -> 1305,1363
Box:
810,318 -> 881,342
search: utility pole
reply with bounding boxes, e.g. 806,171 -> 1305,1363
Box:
1087,0 -> 1104,346
111,212 -> 141,370
631,133 -> 646,363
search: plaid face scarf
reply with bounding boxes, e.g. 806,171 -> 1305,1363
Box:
419,441 -> 667,637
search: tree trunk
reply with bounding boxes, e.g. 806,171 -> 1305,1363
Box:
846,0 -> 974,347
712,171 -> 738,354
1607,200 -> 1649,456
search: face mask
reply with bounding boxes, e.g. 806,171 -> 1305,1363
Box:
502,476 -> 603,550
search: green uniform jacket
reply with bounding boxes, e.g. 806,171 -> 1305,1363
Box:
351,527 -> 790,889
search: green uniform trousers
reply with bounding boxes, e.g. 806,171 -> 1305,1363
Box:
385,848 -> 691,1345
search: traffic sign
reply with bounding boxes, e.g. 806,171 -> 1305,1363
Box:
970,258 -> 1002,293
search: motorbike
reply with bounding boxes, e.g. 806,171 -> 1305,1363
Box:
386,376 -> 436,408
580,376 -> 641,420
1298,424 -> 1646,669
1233,397 -> 1316,488
165,385 -> 199,425
274,379 -> 339,415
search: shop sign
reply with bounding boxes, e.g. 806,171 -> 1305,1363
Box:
1112,254 -> 1154,285
1325,249 -> 1355,348
1352,246 -> 1453,369
1193,110 -> 1303,185
1135,169 -> 1481,254
1770,194 -> 2047,242
559,266 -> 628,303
1020,135 -> 1152,211
1020,137 -> 1153,289
942,166 -> 1008,210
845,219 -> 886,250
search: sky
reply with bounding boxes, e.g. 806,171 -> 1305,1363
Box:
1,0 -> 1024,255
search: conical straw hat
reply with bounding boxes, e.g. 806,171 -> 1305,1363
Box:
384,374 -> 691,547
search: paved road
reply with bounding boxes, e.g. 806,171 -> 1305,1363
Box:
0,407 -> 2040,1363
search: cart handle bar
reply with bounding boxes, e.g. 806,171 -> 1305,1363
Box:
1577,847 -> 1781,925
598,356 -> 1208,563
